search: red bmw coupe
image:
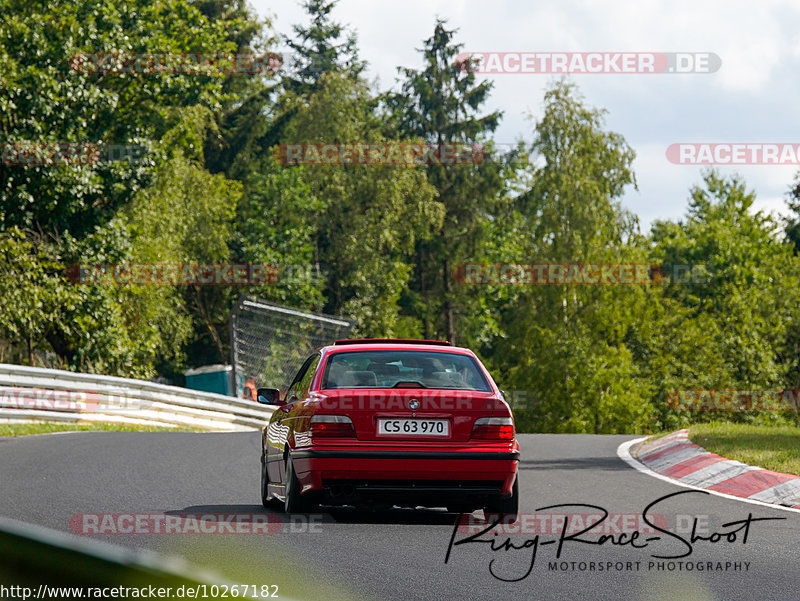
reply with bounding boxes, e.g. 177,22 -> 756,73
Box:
257,339 -> 519,517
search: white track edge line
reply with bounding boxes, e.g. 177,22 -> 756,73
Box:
617,437 -> 800,515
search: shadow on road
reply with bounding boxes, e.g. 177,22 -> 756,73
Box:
167,504 -> 468,526
517,456 -> 629,471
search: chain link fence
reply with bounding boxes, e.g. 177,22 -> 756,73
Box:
230,297 -> 353,397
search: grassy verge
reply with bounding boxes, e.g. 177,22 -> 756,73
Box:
642,430 -> 677,443
688,422 -> 800,476
0,422 -> 201,437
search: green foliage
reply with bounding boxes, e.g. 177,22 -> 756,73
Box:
282,72 -> 443,336
0,228 -> 63,365
385,19 -> 507,343
2,0 -> 799,437
492,82 -> 647,433
0,0 -> 246,376
784,171 -> 800,252
646,171 -> 800,429
233,155 -> 326,310
282,0 -> 366,95
121,148 -> 241,371
520,80 -> 639,258
0,0 -> 238,236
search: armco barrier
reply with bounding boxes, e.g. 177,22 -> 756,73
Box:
0,516 -> 228,589
0,364 -> 275,431
0,517 -> 309,599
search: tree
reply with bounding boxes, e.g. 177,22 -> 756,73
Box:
282,0 -> 365,96
784,171 -> 800,253
0,0 -> 239,237
0,0 -> 253,375
0,229 -> 62,365
386,20 -> 504,343
494,81 -> 648,433
199,0 -> 282,180
281,72 -> 443,335
121,147 -> 240,370
650,171 -> 800,401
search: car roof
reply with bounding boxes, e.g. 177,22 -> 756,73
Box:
333,338 -> 452,346
322,339 -> 474,355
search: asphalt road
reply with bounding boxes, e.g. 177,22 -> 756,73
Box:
1,431 -> 799,601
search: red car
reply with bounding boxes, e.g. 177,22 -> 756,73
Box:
257,339 -> 519,517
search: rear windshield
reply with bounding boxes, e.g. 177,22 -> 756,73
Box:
321,350 -> 492,391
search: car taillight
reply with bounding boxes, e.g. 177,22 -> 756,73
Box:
471,416 -> 514,440
310,415 -> 355,438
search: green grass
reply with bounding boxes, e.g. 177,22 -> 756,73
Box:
0,422 -> 200,437
688,422 -> 800,476
643,430 -> 679,444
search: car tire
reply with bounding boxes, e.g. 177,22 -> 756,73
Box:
261,456 -> 271,508
284,454 -> 311,514
483,477 -> 519,522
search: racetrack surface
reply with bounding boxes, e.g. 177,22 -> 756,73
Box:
1,432 -> 798,601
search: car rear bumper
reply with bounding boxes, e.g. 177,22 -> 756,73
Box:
290,447 -> 519,503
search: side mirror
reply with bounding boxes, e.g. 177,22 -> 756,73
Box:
256,388 -> 283,405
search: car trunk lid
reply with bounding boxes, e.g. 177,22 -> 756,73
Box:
315,389 -> 505,442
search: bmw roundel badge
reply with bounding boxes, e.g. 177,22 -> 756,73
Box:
408,399 -> 420,411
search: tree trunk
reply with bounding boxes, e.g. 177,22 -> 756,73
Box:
443,258 -> 455,344
418,245 -> 430,339
26,335 -> 34,366
193,289 -> 225,361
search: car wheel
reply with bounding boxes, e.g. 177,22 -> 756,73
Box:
261,456 -> 271,508
483,477 -> 519,522
284,454 -> 311,514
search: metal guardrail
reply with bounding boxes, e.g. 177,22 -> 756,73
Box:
0,516 -> 231,589
0,516 -> 306,599
0,364 -> 275,431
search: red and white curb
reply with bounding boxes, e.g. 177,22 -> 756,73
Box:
617,429 -> 800,514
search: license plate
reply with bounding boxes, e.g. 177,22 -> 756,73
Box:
377,419 -> 449,436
